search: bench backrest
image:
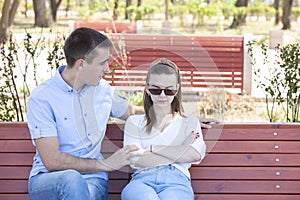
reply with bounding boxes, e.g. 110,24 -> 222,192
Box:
69,21 -> 137,33
0,122 -> 299,200
106,34 -> 244,93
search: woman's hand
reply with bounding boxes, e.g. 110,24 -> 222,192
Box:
183,131 -> 200,145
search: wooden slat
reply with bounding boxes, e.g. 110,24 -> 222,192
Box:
206,141 -> 300,153
0,180 -> 28,193
203,123 -> 300,141
0,153 -> 34,165
200,154 -> 300,166
0,140 -> 35,153
107,179 -> 129,193
0,123 -> 30,139
0,194 -> 29,200
194,194 -> 300,200
190,167 -> 300,180
192,180 -> 300,194
0,166 -> 31,179
71,21 -> 137,33
101,140 -> 300,154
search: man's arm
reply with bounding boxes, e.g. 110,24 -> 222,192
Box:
35,136 -> 139,173
119,104 -> 144,120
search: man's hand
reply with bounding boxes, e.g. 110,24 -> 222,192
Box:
198,116 -> 220,129
101,144 -> 141,171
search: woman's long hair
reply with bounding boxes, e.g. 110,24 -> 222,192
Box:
143,58 -> 184,133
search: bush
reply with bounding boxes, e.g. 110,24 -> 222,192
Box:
0,31 -> 65,121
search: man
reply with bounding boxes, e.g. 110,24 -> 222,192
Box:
27,27 -> 216,200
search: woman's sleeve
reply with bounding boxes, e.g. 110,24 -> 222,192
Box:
186,115 -> 207,164
123,116 -> 142,147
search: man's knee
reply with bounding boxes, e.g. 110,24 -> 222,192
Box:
59,169 -> 87,188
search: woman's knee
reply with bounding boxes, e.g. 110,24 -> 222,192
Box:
121,182 -> 159,200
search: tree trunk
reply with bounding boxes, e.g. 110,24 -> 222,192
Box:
137,0 -> 142,7
274,0 -> 280,25
33,0 -> 54,27
113,0 -> 119,20
65,0 -> 70,17
229,0 -> 248,29
282,0 -> 293,30
125,0 -> 131,19
0,0 -> 20,40
48,0 -> 62,22
8,0 -> 20,26
165,0 -> 169,21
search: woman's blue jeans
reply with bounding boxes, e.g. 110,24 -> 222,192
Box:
28,169 -> 108,200
121,165 -> 194,200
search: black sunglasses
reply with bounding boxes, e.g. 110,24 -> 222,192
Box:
148,88 -> 177,96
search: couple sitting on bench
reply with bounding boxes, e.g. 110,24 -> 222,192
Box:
26,27 -> 214,200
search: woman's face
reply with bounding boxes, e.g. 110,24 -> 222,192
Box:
146,73 -> 178,108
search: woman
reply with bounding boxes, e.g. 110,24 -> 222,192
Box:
122,58 -> 206,200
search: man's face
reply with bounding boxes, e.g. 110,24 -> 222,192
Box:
81,47 -> 110,86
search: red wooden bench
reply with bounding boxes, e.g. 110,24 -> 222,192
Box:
107,34 -> 245,93
69,21 -> 137,33
1,122 -> 300,200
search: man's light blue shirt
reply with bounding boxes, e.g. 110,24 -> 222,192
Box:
27,65 -> 128,180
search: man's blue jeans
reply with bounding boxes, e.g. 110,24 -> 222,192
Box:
28,169 -> 108,200
121,164 -> 194,200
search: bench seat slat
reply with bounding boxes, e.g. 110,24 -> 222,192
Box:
195,194 -> 300,200
192,180 -> 300,194
0,166 -> 130,180
0,140 -> 35,152
101,140 -> 300,153
201,154 -> 300,166
0,194 -> 29,200
0,166 -> 31,179
206,141 -> 300,153
190,167 -> 300,180
0,153 -> 34,165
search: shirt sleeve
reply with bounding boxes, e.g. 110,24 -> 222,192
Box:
123,116 -> 143,148
185,114 -> 206,164
110,92 -> 129,118
26,96 -> 58,142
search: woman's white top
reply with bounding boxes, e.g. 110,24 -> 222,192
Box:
124,113 -> 206,179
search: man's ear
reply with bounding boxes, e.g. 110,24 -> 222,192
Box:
75,59 -> 85,69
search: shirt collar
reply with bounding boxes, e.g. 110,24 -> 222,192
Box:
53,65 -> 74,93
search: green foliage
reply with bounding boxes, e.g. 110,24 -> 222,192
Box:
220,2 -> 235,19
277,44 -> 300,122
292,7 -> 300,20
76,1 -> 108,20
118,91 -> 144,106
0,31 -> 65,121
126,5 -> 155,21
247,41 -> 300,122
